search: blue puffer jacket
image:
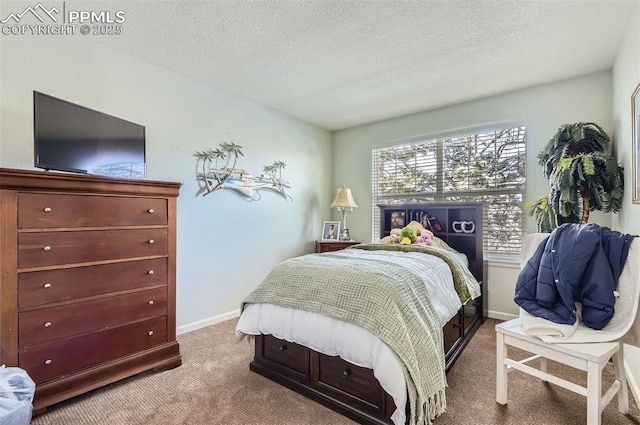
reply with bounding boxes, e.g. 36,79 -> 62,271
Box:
514,223 -> 635,330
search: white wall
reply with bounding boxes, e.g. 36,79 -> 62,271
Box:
333,71 -> 614,320
0,34 -> 333,331
612,0 -> 640,407
613,0 -> 640,233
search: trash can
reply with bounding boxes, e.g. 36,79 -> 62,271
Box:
0,365 -> 35,425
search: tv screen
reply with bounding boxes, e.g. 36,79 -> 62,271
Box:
34,91 -> 146,178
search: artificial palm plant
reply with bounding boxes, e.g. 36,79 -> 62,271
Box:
526,122 -> 624,232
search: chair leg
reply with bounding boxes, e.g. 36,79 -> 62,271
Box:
586,361 -> 602,425
613,343 -> 629,414
496,331 -> 508,405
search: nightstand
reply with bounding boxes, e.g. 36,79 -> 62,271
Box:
315,240 -> 360,253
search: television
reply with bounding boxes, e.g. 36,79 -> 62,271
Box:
34,91 -> 146,178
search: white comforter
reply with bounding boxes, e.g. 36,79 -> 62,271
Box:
235,248 -> 465,425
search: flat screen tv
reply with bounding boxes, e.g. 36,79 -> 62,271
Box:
34,91 -> 146,178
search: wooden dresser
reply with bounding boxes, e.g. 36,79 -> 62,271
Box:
0,168 -> 182,412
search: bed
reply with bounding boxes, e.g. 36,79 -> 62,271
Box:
235,202 -> 486,425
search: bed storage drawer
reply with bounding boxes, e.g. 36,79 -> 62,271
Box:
259,335 -> 309,380
314,353 -> 383,409
462,298 -> 480,335
253,334 -> 395,423
443,312 -> 462,354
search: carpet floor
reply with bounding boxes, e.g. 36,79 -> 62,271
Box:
30,318 -> 640,424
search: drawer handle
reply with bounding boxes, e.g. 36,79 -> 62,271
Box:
147,209 -> 154,214
148,239 -> 155,244
464,313 -> 471,318
148,300 -> 154,305
278,344 -> 287,352
43,245 -> 51,251
148,270 -> 154,275
44,321 -> 52,328
148,330 -> 154,336
43,207 -> 52,213
342,368 -> 352,378
43,283 -> 52,289
44,359 -> 52,365
453,323 -> 461,328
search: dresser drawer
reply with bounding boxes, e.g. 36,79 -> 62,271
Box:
263,335 -> 308,375
315,353 -> 382,408
18,228 -> 167,268
19,258 -> 168,308
20,316 -> 167,384
18,193 -> 168,229
19,287 -> 167,348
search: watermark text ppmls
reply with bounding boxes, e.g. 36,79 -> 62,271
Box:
1,2 -> 127,36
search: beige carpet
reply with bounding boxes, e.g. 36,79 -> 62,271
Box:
30,318 -> 639,425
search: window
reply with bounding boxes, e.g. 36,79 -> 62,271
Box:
371,123 -> 526,255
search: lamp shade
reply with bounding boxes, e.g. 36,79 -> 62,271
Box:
330,187 -> 358,209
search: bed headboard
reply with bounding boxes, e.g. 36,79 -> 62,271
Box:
377,202 -> 486,284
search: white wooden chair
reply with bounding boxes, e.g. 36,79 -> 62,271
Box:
496,319 -> 627,425
495,233 -> 640,425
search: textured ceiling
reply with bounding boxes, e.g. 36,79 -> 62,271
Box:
93,0 -> 636,130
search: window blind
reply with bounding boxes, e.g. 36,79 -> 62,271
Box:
372,124 -> 526,254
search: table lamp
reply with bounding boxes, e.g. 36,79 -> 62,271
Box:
330,186 -> 358,236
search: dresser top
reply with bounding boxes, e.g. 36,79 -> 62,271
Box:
0,167 -> 181,197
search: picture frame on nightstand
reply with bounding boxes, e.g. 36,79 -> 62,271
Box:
322,221 -> 340,241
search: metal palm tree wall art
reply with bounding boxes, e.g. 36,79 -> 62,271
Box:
195,143 -> 292,201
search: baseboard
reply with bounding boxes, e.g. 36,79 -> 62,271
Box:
176,309 -> 240,335
487,310 -> 518,321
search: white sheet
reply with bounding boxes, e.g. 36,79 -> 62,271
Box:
235,248 -> 464,425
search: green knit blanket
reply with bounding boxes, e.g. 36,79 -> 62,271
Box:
242,246 -> 476,425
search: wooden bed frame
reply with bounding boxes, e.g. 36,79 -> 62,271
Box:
249,203 -> 486,425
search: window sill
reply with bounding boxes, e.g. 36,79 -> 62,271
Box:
486,252 -> 521,267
